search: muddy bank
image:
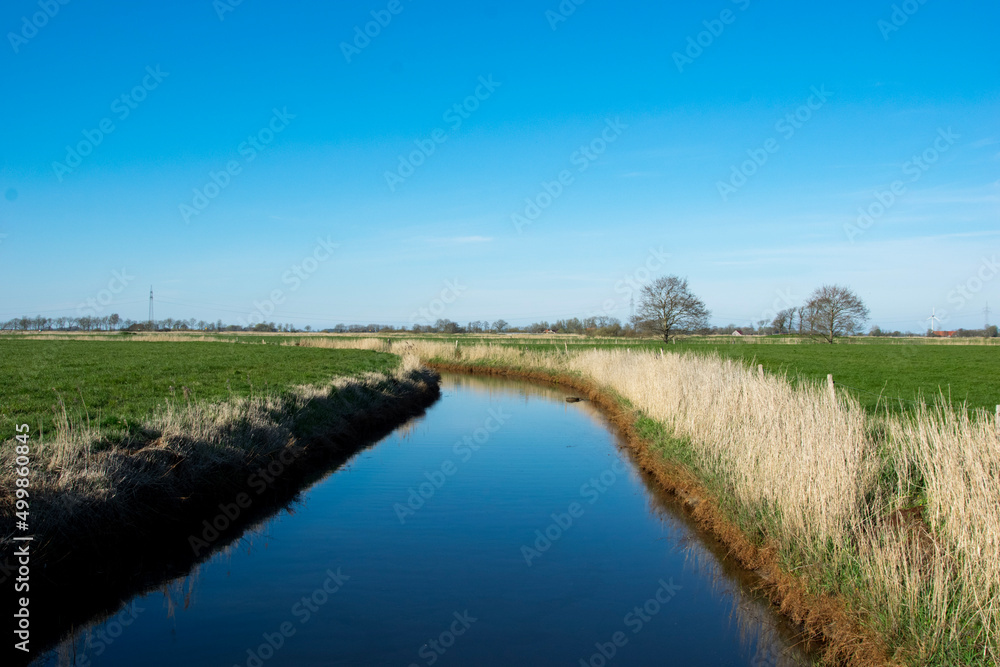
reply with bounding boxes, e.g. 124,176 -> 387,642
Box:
2,367 -> 440,665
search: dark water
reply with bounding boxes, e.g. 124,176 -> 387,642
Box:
34,374 -> 812,666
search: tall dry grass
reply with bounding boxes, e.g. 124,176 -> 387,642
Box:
347,339 -> 998,664
864,403 -> 1000,662
567,350 -> 876,552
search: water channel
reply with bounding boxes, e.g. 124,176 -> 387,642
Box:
34,374 -> 813,666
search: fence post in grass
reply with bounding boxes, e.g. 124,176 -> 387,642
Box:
827,374 -> 836,402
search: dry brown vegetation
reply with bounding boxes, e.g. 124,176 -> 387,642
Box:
311,338 -> 998,665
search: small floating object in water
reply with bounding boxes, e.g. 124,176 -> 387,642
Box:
565,396 -> 584,403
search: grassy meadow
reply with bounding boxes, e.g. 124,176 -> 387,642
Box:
9,332 -> 997,418
0,338 -> 399,443
668,341 -> 999,412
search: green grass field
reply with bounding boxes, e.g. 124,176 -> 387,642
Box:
5,334 -> 996,427
390,334 -> 1000,412
0,339 -> 398,442
673,341 -> 998,412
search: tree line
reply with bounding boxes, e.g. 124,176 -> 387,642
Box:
5,278 -> 995,340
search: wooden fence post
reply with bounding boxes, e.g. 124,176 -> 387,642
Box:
827,374 -> 836,401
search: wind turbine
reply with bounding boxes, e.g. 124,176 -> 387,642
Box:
927,308 -> 941,332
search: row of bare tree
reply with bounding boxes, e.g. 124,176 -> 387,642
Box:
636,277 -> 870,343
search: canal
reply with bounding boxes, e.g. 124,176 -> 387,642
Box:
35,373 -> 812,666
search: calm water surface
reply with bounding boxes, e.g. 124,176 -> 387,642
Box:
36,374 -> 812,666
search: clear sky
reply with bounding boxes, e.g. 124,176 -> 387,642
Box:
1,0 -> 997,331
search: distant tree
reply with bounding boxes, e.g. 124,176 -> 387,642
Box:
637,276 -> 710,342
771,308 -> 795,334
806,285 -> 870,344
434,319 -> 461,334
601,319 -> 623,337
493,319 -> 509,334
989,325 -> 999,338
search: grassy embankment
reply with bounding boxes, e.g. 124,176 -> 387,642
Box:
296,336 -> 998,667
0,338 -> 440,656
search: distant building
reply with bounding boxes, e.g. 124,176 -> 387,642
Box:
931,330 -> 957,338
544,329 -> 556,334
732,329 -> 743,336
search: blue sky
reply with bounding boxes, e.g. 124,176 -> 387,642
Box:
1,0 -> 997,331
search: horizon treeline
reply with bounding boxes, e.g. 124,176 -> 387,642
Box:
3,313 -> 996,339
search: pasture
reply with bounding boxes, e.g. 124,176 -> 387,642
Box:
0,338 -> 398,442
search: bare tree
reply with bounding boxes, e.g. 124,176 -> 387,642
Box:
806,285 -> 870,343
637,276 -> 710,342
771,308 -> 795,334
492,319 -> 509,334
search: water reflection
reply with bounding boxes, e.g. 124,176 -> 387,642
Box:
35,373 -> 814,666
